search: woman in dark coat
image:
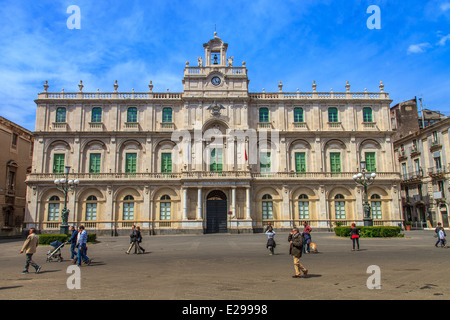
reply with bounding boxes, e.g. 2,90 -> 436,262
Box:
350,223 -> 360,251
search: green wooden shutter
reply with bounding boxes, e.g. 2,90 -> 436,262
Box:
295,152 -> 306,173
210,149 -> 223,172
365,152 -> 376,172
260,152 -> 271,173
53,154 -> 65,173
125,153 -> 137,173
161,153 -> 172,173
330,153 -> 341,176
89,153 -> 101,173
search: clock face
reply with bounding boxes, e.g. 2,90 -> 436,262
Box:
211,76 -> 221,86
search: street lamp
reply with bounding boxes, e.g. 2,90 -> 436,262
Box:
353,160 -> 376,227
54,166 -> 79,235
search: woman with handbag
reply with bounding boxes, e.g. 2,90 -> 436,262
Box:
350,223 -> 360,251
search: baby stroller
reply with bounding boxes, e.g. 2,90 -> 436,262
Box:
46,240 -> 65,262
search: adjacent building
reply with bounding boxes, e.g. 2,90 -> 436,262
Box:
25,33 -> 402,235
0,116 -> 34,237
394,117 -> 450,228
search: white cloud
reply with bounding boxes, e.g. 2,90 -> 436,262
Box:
441,3 -> 450,11
407,42 -> 432,54
438,34 -> 450,46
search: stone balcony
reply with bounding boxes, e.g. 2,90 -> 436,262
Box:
25,171 -> 400,185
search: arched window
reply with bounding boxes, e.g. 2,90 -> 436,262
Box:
162,108 -> 173,123
127,107 -> 137,123
334,194 -> 346,220
262,194 -> 273,220
363,107 -> 373,123
86,195 -> 97,221
259,108 -> 269,123
123,195 -> 134,220
371,194 -> 382,220
328,107 -> 338,123
48,196 -> 60,221
298,194 -> 309,219
56,107 -> 66,123
294,107 -> 304,123
91,107 -> 102,123
160,195 -> 171,220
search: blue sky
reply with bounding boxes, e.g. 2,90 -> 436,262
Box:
1,0 -> 449,131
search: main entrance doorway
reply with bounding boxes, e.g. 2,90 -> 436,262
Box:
206,190 -> 228,233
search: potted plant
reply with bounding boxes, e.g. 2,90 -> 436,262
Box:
405,221 -> 412,231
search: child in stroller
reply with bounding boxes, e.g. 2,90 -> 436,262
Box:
46,240 -> 65,262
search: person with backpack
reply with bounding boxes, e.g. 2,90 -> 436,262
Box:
288,227 -> 308,278
350,223 -> 360,251
265,227 -> 276,255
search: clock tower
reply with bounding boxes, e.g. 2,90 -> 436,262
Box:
182,32 -> 249,98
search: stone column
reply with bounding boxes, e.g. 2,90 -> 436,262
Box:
246,187 -> 251,220
197,187 -> 202,220
183,188 -> 188,220
231,187 -> 236,217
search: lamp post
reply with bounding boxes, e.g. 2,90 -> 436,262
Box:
54,166 -> 79,235
353,160 -> 376,227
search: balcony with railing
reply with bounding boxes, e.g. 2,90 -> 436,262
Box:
428,166 -> 446,178
26,171 -> 400,185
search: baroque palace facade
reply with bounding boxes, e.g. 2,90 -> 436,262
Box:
25,33 -> 402,235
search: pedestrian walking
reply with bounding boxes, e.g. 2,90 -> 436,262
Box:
438,227 -> 447,248
265,227 -> 276,255
302,221 -> 312,254
126,225 -> 142,254
20,228 -> 42,274
350,223 -> 360,251
77,225 -> 91,266
288,227 -> 308,278
68,226 -> 78,263
435,223 -> 445,247
136,226 -> 145,254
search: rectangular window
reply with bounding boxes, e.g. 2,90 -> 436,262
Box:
365,152 -> 376,172
210,148 -> 223,172
89,153 -> 101,173
91,108 -> 102,123
160,202 -> 171,220
294,108 -> 304,123
259,108 -> 269,123
48,203 -> 60,221
125,153 -> 137,173
11,133 -> 18,149
298,201 -> 309,219
335,201 -> 346,219
123,202 -> 134,220
371,201 -> 382,220
328,108 -> 338,122
260,152 -> 271,173
162,108 -> 173,123
414,159 -> 420,176
86,203 -> 97,221
127,108 -> 137,123
161,153 -> 172,173
295,152 -> 306,176
53,154 -> 65,173
330,153 -> 341,173
402,163 -> 407,180
262,201 -> 273,220
363,107 -> 373,122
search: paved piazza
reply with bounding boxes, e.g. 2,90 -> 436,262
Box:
0,230 -> 448,300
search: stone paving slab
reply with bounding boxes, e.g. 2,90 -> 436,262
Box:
0,231 -> 449,300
